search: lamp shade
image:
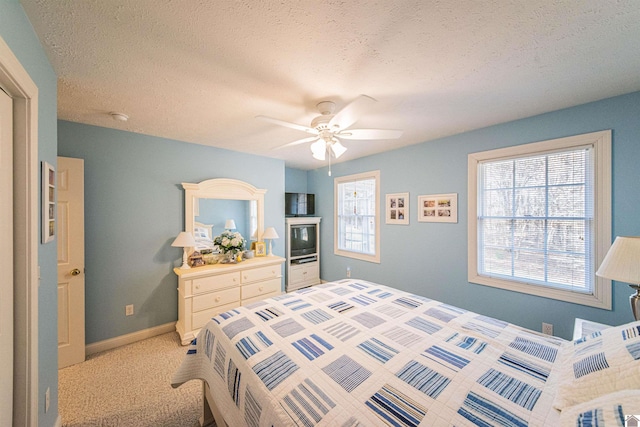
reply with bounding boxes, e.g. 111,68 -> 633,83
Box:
225,219 -> 237,230
596,236 -> 640,285
171,231 -> 197,248
597,236 -> 640,321
262,227 -> 279,240
596,236 -> 640,284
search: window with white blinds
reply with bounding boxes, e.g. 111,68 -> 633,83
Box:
334,170 -> 380,263
468,131 -> 612,308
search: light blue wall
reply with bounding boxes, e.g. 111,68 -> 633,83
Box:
1,1 -> 59,425
58,121 -> 286,344
309,91 -> 640,340
285,167 -> 308,193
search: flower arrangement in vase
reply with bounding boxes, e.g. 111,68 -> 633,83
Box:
213,230 -> 246,262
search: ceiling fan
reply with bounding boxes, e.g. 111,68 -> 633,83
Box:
256,95 -> 403,162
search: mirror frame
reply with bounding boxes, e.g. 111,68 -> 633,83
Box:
182,178 -> 266,251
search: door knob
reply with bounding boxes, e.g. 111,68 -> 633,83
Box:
70,268 -> 81,276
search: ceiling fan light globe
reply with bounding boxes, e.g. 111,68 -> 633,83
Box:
310,140 -> 326,160
331,141 -> 347,158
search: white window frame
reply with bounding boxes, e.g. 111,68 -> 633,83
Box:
468,130 -> 612,309
334,170 -> 381,263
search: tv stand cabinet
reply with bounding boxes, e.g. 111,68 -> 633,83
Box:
286,217 -> 321,292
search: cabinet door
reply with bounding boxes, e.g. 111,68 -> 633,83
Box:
290,263 -> 319,284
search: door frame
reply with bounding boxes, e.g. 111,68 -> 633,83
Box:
0,36 -> 39,425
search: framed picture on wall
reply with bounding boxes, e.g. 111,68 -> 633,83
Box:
385,192 -> 409,225
254,241 -> 267,257
418,193 -> 458,223
42,161 -> 56,243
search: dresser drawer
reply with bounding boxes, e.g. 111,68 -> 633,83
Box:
242,277 -> 281,300
241,264 -> 281,283
192,287 -> 240,312
242,290 -> 280,306
192,271 -> 240,295
192,301 -> 239,329
290,262 -> 319,284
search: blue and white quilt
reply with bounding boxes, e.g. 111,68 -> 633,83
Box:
172,280 -> 565,426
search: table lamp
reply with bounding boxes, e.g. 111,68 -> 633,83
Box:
172,231 -> 197,269
225,219 -> 237,230
262,227 -> 279,256
596,236 -> 640,320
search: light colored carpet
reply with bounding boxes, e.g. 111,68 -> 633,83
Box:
59,332 -> 208,427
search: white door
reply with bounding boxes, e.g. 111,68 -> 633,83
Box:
0,88 -> 13,424
57,156 -> 86,368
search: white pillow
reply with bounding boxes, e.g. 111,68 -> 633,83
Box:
558,389 -> 640,425
193,227 -> 209,240
553,320 -> 640,410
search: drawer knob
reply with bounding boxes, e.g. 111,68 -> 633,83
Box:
215,296 -> 221,302
195,285 -> 200,290
259,286 -> 264,291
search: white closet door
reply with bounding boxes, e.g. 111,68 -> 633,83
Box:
57,156 -> 86,368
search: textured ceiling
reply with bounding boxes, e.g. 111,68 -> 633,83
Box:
20,0 -> 640,170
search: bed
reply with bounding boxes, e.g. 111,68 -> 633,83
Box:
172,279 -> 640,426
193,222 -> 217,253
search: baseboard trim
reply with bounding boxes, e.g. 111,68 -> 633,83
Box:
85,322 -> 176,356
53,414 -> 62,427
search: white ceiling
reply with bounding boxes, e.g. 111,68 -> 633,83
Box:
20,0 -> 640,170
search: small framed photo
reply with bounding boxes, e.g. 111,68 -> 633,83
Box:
254,241 -> 266,257
386,192 -> 409,225
42,161 -> 56,243
189,251 -> 205,267
418,193 -> 458,223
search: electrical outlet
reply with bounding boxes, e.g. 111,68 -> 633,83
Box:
45,387 -> 50,413
125,304 -> 134,316
542,322 -> 553,336
346,267 -> 351,278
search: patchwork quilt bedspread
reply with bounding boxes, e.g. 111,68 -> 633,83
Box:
171,279 -> 565,426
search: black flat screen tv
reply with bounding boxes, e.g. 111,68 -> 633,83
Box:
285,193 -> 315,216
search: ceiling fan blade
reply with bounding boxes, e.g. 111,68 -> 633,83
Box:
328,95 -> 376,130
338,128 -> 403,140
275,136 -> 319,150
256,115 -> 317,135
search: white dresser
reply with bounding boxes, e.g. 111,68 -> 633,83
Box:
174,255 -> 285,345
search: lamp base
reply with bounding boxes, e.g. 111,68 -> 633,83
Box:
630,285 -> 640,321
180,248 -> 191,270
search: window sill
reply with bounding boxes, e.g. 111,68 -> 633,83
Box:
468,272 -> 611,310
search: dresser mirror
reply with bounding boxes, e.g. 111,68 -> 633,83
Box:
182,178 -> 266,254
